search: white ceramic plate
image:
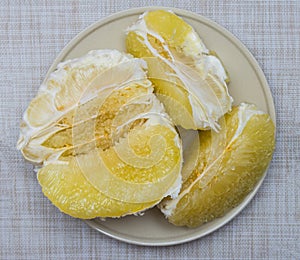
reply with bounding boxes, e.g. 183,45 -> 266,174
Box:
45,7 -> 275,246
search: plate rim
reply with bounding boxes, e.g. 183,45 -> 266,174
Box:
44,6 -> 276,246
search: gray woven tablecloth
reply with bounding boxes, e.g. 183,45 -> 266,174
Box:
1,1 -> 299,259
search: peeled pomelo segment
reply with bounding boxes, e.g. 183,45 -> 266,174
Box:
36,93 -> 159,158
76,124 -> 182,203
144,57 -> 230,130
126,10 -> 232,130
37,118 -> 182,217
19,77 -> 153,163
37,160 -> 157,219
21,86 -> 165,165
17,50 -> 149,161
20,86 -> 145,163
19,49 -> 183,218
160,103 -> 275,227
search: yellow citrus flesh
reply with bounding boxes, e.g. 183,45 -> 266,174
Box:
144,57 -> 195,129
37,159 -> 155,219
100,125 -> 180,183
18,50 -> 182,218
145,10 -> 192,47
37,121 -> 182,218
159,103 -> 275,227
126,10 -> 232,130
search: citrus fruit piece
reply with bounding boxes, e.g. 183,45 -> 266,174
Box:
37,159 -> 155,219
126,10 -> 232,130
74,121 -> 182,203
159,103 -> 275,227
17,50 -> 151,164
17,49 -> 183,218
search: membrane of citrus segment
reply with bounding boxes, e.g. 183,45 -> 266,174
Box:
159,103 -> 275,227
17,49 -> 182,218
126,10 -> 232,130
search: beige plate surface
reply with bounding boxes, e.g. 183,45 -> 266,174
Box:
45,7 -> 276,246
